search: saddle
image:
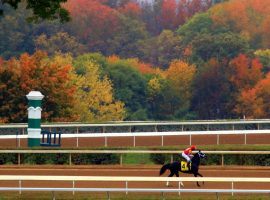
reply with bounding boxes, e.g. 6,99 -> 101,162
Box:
180,161 -> 191,171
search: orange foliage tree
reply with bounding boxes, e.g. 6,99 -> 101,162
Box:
210,0 -> 270,48
118,2 -> 142,19
64,0 -> 120,53
228,54 -> 263,91
125,58 -> 157,75
160,0 -> 179,30
227,54 -> 264,118
235,73 -> 270,118
159,0 -> 211,31
0,51 -> 77,123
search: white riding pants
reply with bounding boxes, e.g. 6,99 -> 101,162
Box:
182,152 -> 192,162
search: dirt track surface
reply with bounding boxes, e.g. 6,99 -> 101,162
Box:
0,165 -> 269,190
1,133 -> 270,148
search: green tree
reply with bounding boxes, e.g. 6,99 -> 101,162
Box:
254,49 -> 270,73
146,75 -> 172,119
177,12 -> 250,65
139,30 -> 182,69
177,12 -> 216,45
0,3 -> 35,58
0,2 -> 63,59
105,59 -> 148,120
107,15 -> 148,58
1,0 -> 70,22
190,32 -> 250,64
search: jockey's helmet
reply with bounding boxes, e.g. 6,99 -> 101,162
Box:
191,145 -> 196,150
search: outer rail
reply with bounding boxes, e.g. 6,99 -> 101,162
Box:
0,175 -> 270,182
0,176 -> 269,199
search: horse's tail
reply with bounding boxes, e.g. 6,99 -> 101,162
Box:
159,163 -> 170,176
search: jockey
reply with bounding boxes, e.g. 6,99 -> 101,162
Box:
181,145 -> 196,169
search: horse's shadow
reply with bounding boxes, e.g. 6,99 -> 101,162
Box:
159,150 -> 207,187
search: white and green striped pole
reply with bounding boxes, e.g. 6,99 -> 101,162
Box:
26,91 -> 44,147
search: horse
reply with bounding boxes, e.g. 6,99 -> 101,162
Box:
159,150 -> 207,187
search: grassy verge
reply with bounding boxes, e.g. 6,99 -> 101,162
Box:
122,153 -> 155,165
0,144 -> 269,166
0,192 -> 269,200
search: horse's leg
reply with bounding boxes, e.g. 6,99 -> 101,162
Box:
175,171 -> 184,187
166,172 -> 174,187
193,172 -> 201,187
196,172 -> 204,185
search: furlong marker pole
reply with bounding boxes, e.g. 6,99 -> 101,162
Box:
26,91 -> 44,147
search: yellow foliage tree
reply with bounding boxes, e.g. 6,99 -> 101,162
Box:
166,60 -> 196,108
74,61 -> 125,122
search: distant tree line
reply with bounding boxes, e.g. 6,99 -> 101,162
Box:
0,0 -> 269,122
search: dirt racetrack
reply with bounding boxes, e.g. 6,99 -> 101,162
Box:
1,133 -> 270,148
0,165 -> 269,190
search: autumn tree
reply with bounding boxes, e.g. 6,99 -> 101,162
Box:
0,51 -> 77,122
159,0 -> 212,31
159,0 -> 178,30
210,0 -> 270,48
140,0 -> 163,35
226,54 -> 264,117
177,12 -> 215,44
190,32 -> 249,63
118,2 -> 141,19
0,3 -> 35,59
0,2 -> 63,59
183,0 -> 212,18
106,15 -> 148,58
75,54 -> 155,120
228,54 -> 263,91
177,12 -> 250,65
163,60 -> 196,118
104,59 -> 148,120
110,57 -> 156,75
235,73 -> 270,118
146,73 -> 180,120
0,57 -> 22,122
64,0 -> 120,55
73,57 -> 125,122
34,32 -> 86,56
139,30 -> 182,69
254,49 -> 270,73
191,59 -> 231,119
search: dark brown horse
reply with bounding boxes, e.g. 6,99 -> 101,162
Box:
159,150 -> 207,187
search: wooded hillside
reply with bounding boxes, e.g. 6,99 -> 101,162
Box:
0,0 -> 269,122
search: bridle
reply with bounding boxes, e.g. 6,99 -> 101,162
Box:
198,151 -> 206,158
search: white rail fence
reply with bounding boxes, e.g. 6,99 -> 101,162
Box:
0,150 -> 269,166
1,120 -> 270,147
0,130 -> 270,148
0,175 -> 269,199
1,120 -> 270,135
